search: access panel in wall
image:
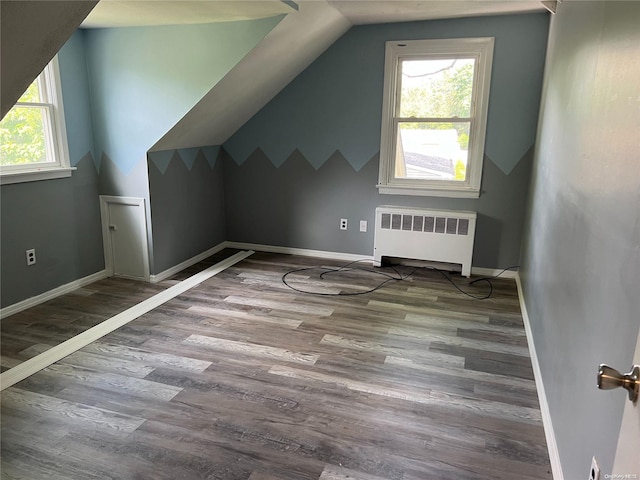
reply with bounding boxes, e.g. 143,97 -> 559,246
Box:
99,196 -> 150,281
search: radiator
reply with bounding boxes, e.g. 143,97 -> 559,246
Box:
373,206 -> 477,277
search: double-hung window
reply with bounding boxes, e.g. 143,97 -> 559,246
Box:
378,38 -> 494,198
0,56 -> 71,184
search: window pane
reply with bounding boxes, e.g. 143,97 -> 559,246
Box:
395,122 -> 470,181
399,58 -> 475,118
17,79 -> 42,103
0,106 -> 50,165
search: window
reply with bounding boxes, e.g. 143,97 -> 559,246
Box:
0,56 -> 72,184
378,38 -> 494,198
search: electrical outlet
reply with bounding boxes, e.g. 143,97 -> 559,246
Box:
340,218 -> 348,230
359,220 -> 367,232
26,248 -> 36,266
589,456 -> 600,480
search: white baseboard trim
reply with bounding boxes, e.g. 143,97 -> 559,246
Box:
0,250 -> 254,391
0,269 -> 109,320
225,242 -> 374,263
471,267 -> 518,279
515,273 -> 564,480
149,241 -> 228,283
226,242 -> 518,278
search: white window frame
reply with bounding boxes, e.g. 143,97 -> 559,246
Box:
377,38 -> 494,198
0,56 -> 73,185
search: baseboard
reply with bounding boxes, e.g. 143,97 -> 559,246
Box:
0,269 -> 109,320
0,251 -> 254,391
225,242 -> 374,263
515,273 -> 564,480
225,242 -> 517,279
2,241 -> 233,318
149,241 -> 229,283
471,266 -> 518,279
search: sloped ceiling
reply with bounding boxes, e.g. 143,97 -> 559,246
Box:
81,0 -> 546,152
82,0 -> 546,29
153,0 -> 545,150
81,0 -> 295,28
1,0 -> 98,118
330,0 -> 545,24
152,1 -> 351,150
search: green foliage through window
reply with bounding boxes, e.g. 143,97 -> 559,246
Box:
0,80 -> 50,166
399,58 -> 475,149
379,37 -> 493,196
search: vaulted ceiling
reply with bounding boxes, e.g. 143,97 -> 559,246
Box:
2,0 -> 548,151
149,0 -> 546,150
1,0 -> 98,118
81,0 -> 296,27
81,0 -> 545,28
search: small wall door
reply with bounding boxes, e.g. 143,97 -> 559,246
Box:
99,196 -> 150,281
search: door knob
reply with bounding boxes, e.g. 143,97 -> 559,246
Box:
597,364 -> 640,403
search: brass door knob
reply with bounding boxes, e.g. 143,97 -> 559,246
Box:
597,364 -> 640,403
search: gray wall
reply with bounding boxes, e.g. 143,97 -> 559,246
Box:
222,147 -> 533,265
0,32 -> 104,308
81,17 -> 282,273
1,15 -> 282,306
223,14 -> 549,268
519,2 -> 640,478
0,155 -> 103,308
148,147 -> 226,274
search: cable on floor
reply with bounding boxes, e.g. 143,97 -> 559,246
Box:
281,259 -> 416,296
429,265 -> 519,300
281,259 -> 519,300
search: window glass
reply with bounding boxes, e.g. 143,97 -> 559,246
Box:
1,103 -> 50,166
378,38 -> 494,198
399,58 -> 474,119
396,122 -> 470,181
0,57 -> 71,184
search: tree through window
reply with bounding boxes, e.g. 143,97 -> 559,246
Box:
0,56 -> 71,184
378,38 -> 494,198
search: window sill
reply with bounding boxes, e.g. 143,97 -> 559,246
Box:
0,167 -> 76,185
377,184 -> 480,198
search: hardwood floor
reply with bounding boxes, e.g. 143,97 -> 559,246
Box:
0,251 -> 552,479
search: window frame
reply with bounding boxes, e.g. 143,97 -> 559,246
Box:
0,56 -> 73,185
377,37 -> 494,198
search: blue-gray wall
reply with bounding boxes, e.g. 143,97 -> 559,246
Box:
520,2 -> 640,478
83,16 -> 283,177
148,146 -> 226,274
1,13 -> 551,307
223,13 -> 549,268
1,31 -> 103,308
82,17 -> 283,272
1,16 -> 285,307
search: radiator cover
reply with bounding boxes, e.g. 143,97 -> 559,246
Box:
373,205 -> 477,277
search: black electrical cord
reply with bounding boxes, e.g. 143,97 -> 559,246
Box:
281,259 -> 519,300
424,264 -> 520,300
281,259 -> 416,296
469,265 -> 520,284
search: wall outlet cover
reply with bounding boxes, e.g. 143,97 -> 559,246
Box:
26,249 -> 36,266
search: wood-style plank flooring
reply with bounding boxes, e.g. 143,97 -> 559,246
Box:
1,251 -> 552,479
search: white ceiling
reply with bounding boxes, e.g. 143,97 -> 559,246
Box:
81,1 -> 296,28
82,0 -> 546,29
331,1 -> 545,25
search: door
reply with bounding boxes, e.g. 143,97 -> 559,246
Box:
100,196 -> 150,281
613,328 -> 640,476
